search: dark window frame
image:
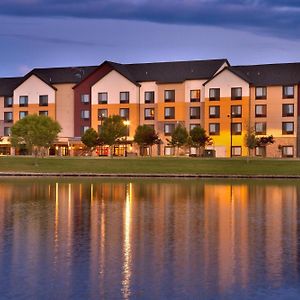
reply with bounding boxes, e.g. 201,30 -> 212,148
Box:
255,122 -> 267,135
190,90 -> 201,102
209,123 -> 220,135
282,104 -> 294,117
209,106 -> 220,118
19,96 -> 28,107
190,107 -> 200,119
98,92 -> 108,104
120,91 -> 130,104
164,90 -> 175,103
39,95 -> 48,107
209,88 -> 220,101
4,96 -> 13,108
255,87 -> 267,100
120,108 -> 130,119
255,104 -> 267,117
231,122 -> 242,135
283,85 -> 294,99
144,108 -> 155,120
231,105 -> 242,118
164,123 -> 175,136
282,122 -> 294,135
164,107 -> 175,119
4,112 -> 13,123
231,87 -> 242,100
145,91 -> 155,104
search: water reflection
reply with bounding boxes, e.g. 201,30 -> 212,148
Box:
0,179 -> 299,299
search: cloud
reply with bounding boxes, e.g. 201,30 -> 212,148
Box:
0,0 -> 300,40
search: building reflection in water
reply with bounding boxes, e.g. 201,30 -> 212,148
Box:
0,179 -> 299,299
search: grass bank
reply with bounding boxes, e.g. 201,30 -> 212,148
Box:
0,156 -> 300,176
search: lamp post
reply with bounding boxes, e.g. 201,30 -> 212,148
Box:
228,112 -> 233,158
123,120 -> 130,157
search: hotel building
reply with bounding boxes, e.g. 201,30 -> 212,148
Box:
0,59 -> 299,157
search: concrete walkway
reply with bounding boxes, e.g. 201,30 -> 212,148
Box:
0,172 -> 297,179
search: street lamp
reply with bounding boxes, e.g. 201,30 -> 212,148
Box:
123,120 -> 130,157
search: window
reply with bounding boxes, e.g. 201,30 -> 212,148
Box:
209,123 -> 220,135
164,90 -> 175,102
39,95 -> 48,106
19,96 -> 28,107
164,124 -> 175,135
255,105 -> 267,117
98,109 -> 108,120
39,111 -> 48,116
164,107 -> 175,119
4,112 -> 13,123
209,106 -> 220,118
145,91 -> 155,103
4,127 -> 11,136
81,94 -> 90,104
255,146 -> 266,157
145,108 -> 155,120
232,146 -> 242,156
81,110 -> 90,120
231,105 -> 242,118
81,126 -> 90,135
120,108 -> 130,119
98,92 -> 108,104
283,86 -> 294,99
282,122 -> 294,134
19,111 -> 28,119
190,107 -> 200,119
190,90 -> 200,102
282,104 -> 294,117
255,122 -> 266,135
231,87 -> 242,100
4,96 -> 13,107
120,92 -> 129,104
255,87 -> 267,99
282,146 -> 294,157
190,124 -> 200,131
232,123 -> 242,135
209,88 -> 220,101
164,146 -> 174,156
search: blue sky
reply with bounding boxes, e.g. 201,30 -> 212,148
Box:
1,0 -> 300,77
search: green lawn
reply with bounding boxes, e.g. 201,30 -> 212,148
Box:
0,156 -> 300,176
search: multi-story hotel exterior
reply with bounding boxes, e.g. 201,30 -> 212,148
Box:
0,58 -> 300,157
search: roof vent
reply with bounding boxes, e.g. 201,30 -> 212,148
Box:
257,72 -> 261,76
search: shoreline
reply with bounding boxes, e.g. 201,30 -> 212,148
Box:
0,172 -> 297,179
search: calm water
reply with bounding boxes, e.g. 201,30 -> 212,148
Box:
0,178 -> 300,299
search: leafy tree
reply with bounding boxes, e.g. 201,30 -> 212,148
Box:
81,128 -> 99,155
245,128 -> 257,158
189,126 -> 212,156
167,123 -> 189,156
256,135 -> 275,147
98,115 -> 127,157
134,125 -> 159,156
10,114 -> 61,160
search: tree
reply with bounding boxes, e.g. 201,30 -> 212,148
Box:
189,126 -> 212,156
245,128 -> 257,159
256,135 -> 275,148
81,128 -> 99,155
167,123 -> 189,156
98,115 -> 127,157
134,125 -> 159,156
10,114 -> 61,160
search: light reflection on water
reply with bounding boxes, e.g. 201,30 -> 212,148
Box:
0,178 -> 299,299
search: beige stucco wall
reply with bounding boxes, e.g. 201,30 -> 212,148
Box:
91,70 -> 140,105
53,83 -> 75,138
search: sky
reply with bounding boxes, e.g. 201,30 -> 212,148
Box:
1,0 -> 300,77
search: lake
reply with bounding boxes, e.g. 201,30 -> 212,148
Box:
0,178 -> 299,299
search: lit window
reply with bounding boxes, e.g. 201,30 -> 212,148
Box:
98,92 -> 108,104
81,94 -> 90,104
39,95 -> 48,106
209,88 -> 220,101
209,123 -> 220,135
164,90 -> 175,102
255,87 -> 267,99
209,106 -> 220,118
231,87 -> 242,100
190,90 -> 200,102
145,108 -> 155,120
282,104 -> 294,117
19,96 -> 28,107
98,109 -> 108,120
283,86 -> 294,99
231,105 -> 242,118
145,91 -> 155,103
282,122 -> 294,134
120,92 -> 129,103
164,107 -> 175,119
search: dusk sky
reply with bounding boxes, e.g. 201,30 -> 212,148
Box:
1,0 -> 300,77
